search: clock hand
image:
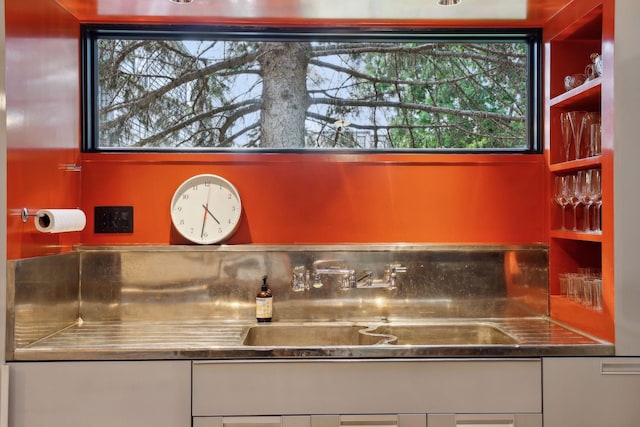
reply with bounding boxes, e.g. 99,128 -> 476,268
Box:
202,204 -> 220,224
200,184 -> 216,239
201,203 -> 209,239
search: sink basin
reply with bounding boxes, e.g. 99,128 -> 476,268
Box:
242,322 -> 519,347
365,323 -> 518,345
243,324 -> 367,346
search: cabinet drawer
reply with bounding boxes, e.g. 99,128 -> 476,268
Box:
428,413 -> 541,427
192,359 -> 541,416
9,361 -> 191,427
543,357 -> 640,427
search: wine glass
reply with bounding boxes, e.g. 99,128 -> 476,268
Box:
588,168 -> 602,232
560,112 -> 572,162
576,170 -> 591,231
565,174 -> 580,231
554,176 -> 569,230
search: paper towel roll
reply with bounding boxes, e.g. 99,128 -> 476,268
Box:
35,209 -> 86,233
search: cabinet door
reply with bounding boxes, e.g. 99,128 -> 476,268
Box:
427,414 -> 541,427
311,414 -> 425,427
194,416 -> 310,427
543,357 -> 640,427
194,415 -> 424,427
9,361 -> 191,427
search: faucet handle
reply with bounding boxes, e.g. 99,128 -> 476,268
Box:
339,271 -> 356,290
291,266 -> 309,292
384,263 -> 407,290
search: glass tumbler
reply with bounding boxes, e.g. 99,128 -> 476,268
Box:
590,122 -> 602,157
582,112 -> 601,159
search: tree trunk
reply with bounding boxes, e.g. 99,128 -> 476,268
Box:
258,42 -> 310,148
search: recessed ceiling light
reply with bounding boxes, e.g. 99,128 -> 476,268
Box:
170,0 -> 193,4
438,0 -> 461,5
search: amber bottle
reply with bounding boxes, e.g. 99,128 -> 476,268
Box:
256,275 -> 273,322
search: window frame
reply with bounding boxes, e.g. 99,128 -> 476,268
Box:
82,24 -> 542,154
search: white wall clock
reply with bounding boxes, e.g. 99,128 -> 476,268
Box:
170,174 -> 242,244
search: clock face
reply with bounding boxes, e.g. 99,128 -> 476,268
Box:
170,174 -> 242,244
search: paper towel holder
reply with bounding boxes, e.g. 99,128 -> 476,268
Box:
20,208 -> 53,224
21,208 -> 34,223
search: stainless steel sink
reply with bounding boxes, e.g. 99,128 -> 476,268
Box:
243,324 -> 368,346
364,323 -> 518,345
242,322 -> 518,347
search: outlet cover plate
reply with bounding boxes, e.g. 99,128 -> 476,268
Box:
94,206 -> 134,233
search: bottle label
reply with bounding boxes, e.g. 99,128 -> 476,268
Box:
256,297 -> 272,319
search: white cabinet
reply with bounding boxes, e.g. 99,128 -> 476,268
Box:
543,357 -> 640,427
192,359 -> 541,417
8,361 -> 191,427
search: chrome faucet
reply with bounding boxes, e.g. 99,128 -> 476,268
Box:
290,261 -> 406,291
311,260 -> 355,290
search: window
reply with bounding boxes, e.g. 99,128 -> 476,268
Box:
83,26 -> 541,152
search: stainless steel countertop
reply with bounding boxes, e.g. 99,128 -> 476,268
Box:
13,317 -> 613,360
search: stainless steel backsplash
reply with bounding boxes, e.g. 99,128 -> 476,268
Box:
7,244 -> 548,353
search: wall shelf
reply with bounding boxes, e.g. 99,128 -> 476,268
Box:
551,230 -> 602,242
550,78 -> 602,108
550,156 -> 601,172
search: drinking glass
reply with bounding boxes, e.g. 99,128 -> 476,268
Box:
565,174 -> 580,231
591,278 -> 603,312
568,111 -> 587,161
554,176 -> 569,230
576,170 -> 591,231
588,168 -> 602,232
560,112 -> 572,162
590,122 -> 602,157
582,112 -> 601,158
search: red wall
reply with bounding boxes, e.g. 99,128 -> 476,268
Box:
5,0 -> 82,259
5,0 -> 548,258
80,153 -> 547,246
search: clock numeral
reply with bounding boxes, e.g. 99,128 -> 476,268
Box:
227,193 -> 233,200
231,206 -> 236,212
182,194 -> 189,200
176,206 -> 183,212
179,219 -> 185,225
204,181 -> 211,187
218,227 -> 223,234
202,232 -> 208,238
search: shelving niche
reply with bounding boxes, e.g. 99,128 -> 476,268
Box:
546,2 -> 613,342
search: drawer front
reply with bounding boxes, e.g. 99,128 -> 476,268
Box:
192,359 -> 541,416
194,417 -> 296,427
543,357 -> 640,427
9,361 -> 191,427
428,413 -> 542,427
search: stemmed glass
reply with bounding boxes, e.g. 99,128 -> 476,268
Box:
565,174 -> 580,231
576,170 -> 591,231
554,176 -> 569,230
588,169 -> 602,232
